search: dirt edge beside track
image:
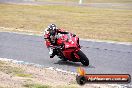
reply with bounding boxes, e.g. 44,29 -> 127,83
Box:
0,58 -> 118,88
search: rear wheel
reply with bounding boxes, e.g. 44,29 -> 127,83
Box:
77,50 -> 89,66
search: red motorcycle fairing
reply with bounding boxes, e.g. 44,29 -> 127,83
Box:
57,34 -> 81,61
44,32 -> 89,66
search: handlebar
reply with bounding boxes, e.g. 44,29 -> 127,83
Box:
51,43 -> 64,50
44,37 -> 48,39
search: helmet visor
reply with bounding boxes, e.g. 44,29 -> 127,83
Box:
49,29 -> 56,36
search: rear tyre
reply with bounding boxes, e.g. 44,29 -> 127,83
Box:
77,50 -> 89,66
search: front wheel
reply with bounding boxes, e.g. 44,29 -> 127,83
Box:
77,50 -> 89,66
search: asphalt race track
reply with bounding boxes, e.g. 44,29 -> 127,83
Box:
0,32 -> 132,73
0,32 -> 132,87
0,1 -> 132,87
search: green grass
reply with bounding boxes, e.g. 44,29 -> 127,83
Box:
0,61 -> 33,78
0,61 -> 23,74
0,4 -> 132,42
0,64 -> 22,75
37,0 -> 132,3
15,73 -> 33,77
0,86 -> 5,88
56,85 -> 77,88
23,84 -> 51,88
0,61 -> 5,65
23,84 -> 77,88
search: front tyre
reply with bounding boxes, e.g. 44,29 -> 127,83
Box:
77,50 -> 89,66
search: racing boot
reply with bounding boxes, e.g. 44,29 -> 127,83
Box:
49,48 -> 55,58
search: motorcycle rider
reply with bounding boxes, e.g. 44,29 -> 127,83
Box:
44,24 -> 73,58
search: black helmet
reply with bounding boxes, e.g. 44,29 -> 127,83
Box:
47,24 -> 57,36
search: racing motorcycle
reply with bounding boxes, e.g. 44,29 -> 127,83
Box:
45,33 -> 89,66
